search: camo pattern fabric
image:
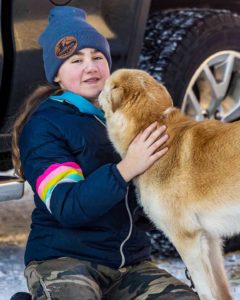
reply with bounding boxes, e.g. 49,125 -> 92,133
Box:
24,257 -> 199,300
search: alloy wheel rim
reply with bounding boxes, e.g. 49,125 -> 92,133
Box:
182,51 -> 240,122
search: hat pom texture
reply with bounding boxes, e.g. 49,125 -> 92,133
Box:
39,6 -> 111,83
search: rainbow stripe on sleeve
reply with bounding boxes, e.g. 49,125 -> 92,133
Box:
36,162 -> 84,212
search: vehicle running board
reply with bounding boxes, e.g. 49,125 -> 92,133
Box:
0,176 -> 24,201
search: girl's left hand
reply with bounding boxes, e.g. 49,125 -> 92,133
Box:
117,122 -> 168,182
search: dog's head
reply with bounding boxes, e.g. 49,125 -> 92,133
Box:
99,69 -> 173,119
99,69 -> 174,155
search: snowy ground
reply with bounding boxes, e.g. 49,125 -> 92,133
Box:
0,245 -> 28,300
0,171 -> 240,299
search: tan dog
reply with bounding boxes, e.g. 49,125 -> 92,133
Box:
99,68 -> 240,300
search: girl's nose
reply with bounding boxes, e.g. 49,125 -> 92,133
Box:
84,60 -> 98,72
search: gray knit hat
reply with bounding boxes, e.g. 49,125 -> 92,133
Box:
39,6 -> 112,83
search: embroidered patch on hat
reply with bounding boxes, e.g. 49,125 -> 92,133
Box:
55,36 -> 78,59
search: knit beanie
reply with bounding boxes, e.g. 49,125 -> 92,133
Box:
39,6 -> 112,83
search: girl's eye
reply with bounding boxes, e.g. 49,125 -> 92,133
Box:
94,56 -> 103,60
72,59 -> 82,63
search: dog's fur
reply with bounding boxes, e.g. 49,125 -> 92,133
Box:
99,69 -> 240,300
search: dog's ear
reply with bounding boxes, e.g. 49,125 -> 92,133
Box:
110,87 -> 124,112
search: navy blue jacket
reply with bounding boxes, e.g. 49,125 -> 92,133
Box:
20,96 -> 151,268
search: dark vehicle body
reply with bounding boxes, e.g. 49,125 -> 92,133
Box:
0,0 -> 240,157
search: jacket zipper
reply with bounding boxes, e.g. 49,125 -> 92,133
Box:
93,115 -> 133,268
119,187 -> 133,268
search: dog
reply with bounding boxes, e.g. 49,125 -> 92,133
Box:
99,68 -> 240,300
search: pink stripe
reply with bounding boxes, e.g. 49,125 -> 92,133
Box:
61,162 -> 80,168
36,162 -> 81,191
37,165 -> 81,196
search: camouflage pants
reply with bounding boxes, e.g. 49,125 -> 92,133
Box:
24,257 -> 199,300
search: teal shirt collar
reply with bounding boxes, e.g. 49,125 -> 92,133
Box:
49,91 -> 105,123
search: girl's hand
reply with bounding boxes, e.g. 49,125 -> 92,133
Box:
117,122 -> 168,182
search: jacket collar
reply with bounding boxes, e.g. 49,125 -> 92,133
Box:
49,91 -> 105,123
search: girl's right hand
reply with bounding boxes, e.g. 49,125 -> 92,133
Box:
117,122 -> 168,182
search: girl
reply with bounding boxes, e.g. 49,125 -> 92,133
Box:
12,6 -> 199,300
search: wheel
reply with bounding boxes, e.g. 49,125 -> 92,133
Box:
139,8 -> 240,121
139,8 -> 240,257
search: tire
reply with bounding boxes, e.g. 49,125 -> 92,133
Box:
138,8 -> 240,258
139,8 -> 240,121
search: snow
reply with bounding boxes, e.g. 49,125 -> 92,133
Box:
0,246 -> 28,300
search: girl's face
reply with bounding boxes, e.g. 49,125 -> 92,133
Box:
54,48 -> 110,103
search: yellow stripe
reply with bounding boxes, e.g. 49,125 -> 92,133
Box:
40,169 -> 83,201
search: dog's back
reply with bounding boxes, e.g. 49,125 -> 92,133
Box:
139,110 -> 240,232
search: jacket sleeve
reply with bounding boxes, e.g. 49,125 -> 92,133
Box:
19,115 -> 128,226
